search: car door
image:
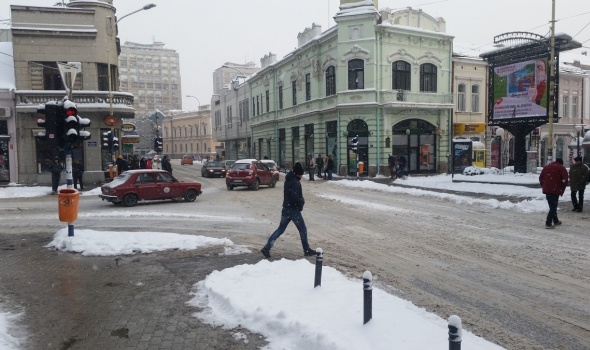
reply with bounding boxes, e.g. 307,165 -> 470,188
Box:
156,172 -> 182,198
256,162 -> 272,185
134,172 -> 157,199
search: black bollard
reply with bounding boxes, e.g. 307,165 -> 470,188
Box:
448,315 -> 462,350
363,271 -> 372,324
313,248 -> 323,288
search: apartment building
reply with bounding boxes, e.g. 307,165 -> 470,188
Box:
8,0 -> 135,185
213,1 -> 454,176
119,41 -> 182,118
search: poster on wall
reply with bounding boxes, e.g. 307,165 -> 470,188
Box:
491,58 -> 548,121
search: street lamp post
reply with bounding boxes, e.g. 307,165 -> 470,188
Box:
186,95 -> 201,110
575,125 -> 582,157
106,3 -> 156,162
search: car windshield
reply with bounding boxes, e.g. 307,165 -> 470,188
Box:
232,163 -> 251,170
225,161 -> 235,166
207,161 -> 222,167
263,161 -> 277,168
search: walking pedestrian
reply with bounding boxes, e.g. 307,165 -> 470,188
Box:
316,154 -> 324,179
50,156 -> 63,195
139,157 -> 147,169
568,156 -> 589,212
308,154 -> 315,181
72,159 -> 85,190
326,154 -> 334,180
539,158 -> 568,229
161,155 -> 173,174
388,154 -> 396,179
261,162 -> 315,258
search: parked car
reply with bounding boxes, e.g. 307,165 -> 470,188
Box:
201,160 -> 227,178
181,154 -> 194,165
223,160 -> 235,171
99,169 -> 202,207
260,159 -> 281,178
225,159 -> 279,190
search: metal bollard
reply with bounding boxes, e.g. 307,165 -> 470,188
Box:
363,271 -> 372,324
314,248 -> 323,288
448,315 -> 462,350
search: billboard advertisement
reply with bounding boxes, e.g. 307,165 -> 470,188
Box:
491,58 -> 548,121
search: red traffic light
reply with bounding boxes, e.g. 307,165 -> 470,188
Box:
66,107 -> 77,117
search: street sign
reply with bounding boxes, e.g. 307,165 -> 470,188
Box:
104,115 -> 117,126
87,141 -> 97,147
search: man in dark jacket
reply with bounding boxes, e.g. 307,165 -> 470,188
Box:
568,156 -> 589,212
316,154 -> 324,179
50,157 -> 63,194
161,155 -> 172,174
261,162 -> 314,258
72,159 -> 84,190
539,158 -> 569,228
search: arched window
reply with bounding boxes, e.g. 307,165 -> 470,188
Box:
392,61 -> 411,91
457,83 -> 466,111
348,59 -> 364,90
420,63 -> 437,92
325,66 -> 336,96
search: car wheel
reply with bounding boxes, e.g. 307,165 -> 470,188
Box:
122,194 -> 138,207
184,189 -> 198,202
270,178 -> 277,188
250,178 -> 260,191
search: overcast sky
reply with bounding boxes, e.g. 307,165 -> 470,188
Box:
1,0 -> 589,112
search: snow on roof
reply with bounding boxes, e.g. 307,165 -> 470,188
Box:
0,42 -> 15,89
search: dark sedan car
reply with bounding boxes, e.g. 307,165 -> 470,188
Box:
201,161 -> 227,178
99,169 -> 202,207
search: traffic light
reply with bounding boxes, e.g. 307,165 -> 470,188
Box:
102,130 -> 119,151
154,137 -> 163,152
61,99 -> 91,145
35,102 -> 58,142
351,136 -> 359,153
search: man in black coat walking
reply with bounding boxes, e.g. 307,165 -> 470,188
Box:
261,162 -> 315,258
50,157 -> 63,194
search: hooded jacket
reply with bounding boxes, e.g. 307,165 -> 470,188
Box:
539,161 -> 569,195
282,171 -> 305,211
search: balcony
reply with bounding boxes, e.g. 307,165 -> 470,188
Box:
15,90 -> 136,117
381,90 -> 453,109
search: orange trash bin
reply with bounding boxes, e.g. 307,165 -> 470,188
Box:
58,188 -> 80,223
358,161 -> 364,174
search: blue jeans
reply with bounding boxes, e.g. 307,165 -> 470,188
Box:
327,168 -> 333,180
545,193 -> 560,226
264,208 -> 310,253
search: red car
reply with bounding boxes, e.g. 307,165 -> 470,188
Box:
225,159 -> 279,190
99,169 -> 202,207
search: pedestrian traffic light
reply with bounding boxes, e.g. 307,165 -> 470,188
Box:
154,137 -> 163,152
351,136 -> 359,153
36,102 -> 58,142
102,130 -> 119,151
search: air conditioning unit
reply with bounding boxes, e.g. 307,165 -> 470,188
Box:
0,107 -> 11,118
396,90 -> 406,102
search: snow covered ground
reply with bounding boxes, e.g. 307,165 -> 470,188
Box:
0,172 -> 551,349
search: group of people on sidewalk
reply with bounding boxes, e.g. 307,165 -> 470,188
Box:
387,154 -> 407,180
539,156 -> 589,229
306,153 -> 334,181
49,157 -> 85,194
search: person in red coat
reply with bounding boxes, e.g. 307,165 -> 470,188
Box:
539,158 -> 569,228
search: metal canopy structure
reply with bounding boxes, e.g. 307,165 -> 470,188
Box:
480,32 -> 582,64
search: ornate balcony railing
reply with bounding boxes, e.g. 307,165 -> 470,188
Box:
382,90 -> 453,105
15,90 -> 135,112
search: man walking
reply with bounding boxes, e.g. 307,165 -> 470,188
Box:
569,156 -> 589,212
72,159 -> 85,190
50,156 -> 63,195
539,158 -> 569,228
326,154 -> 334,180
261,162 -> 315,258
